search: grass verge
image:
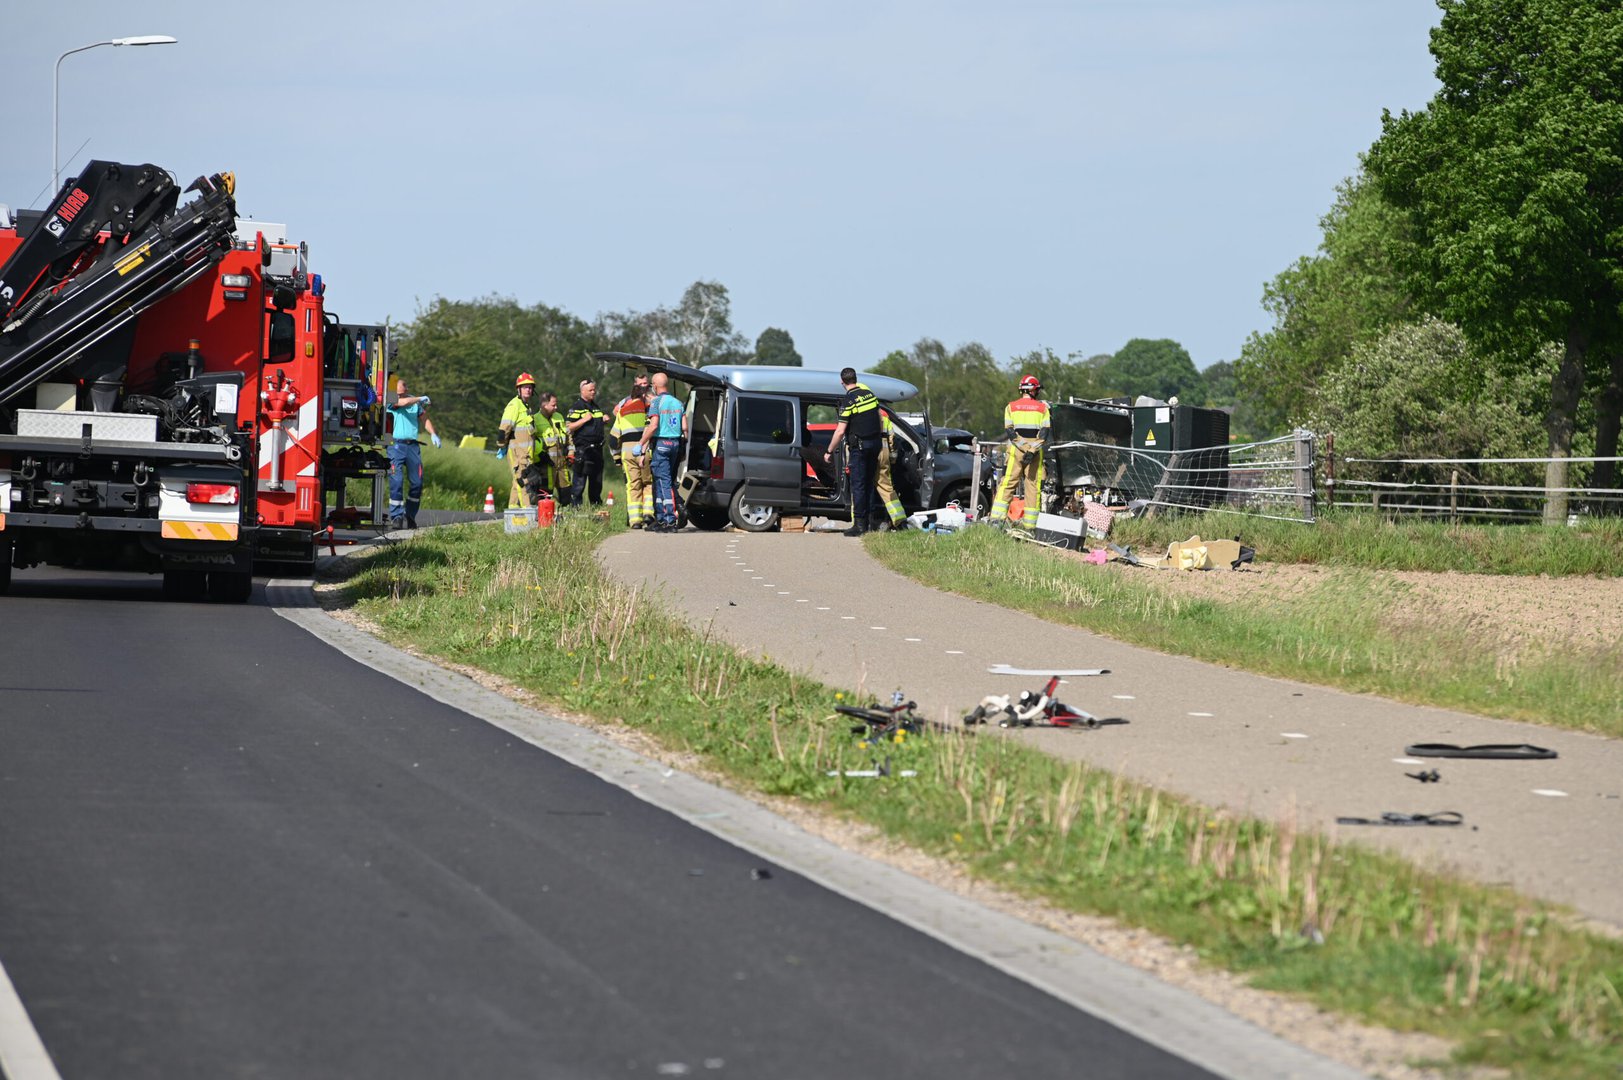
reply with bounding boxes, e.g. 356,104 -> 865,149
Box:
867,526 -> 1622,737
337,520 -> 1622,1077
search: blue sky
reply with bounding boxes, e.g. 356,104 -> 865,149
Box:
3,1 -> 1441,372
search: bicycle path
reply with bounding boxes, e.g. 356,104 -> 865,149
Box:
599,528 -> 1623,930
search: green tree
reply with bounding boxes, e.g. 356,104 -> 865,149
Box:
1236,174 -> 1417,429
872,338 -> 1005,435
1310,316 -> 1555,492
1099,338 -> 1206,405
644,280 -> 750,367
754,327 -> 802,366
1199,359 -> 1271,442
1005,348 -> 1109,406
1364,0 -> 1623,521
393,295 -> 605,441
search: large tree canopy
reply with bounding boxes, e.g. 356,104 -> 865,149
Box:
1237,174 -> 1418,429
1365,0 -> 1623,520
754,327 -> 802,366
1310,316 -> 1555,488
1098,338 -> 1205,405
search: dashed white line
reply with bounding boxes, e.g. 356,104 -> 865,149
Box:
870,626 -> 887,631
1113,694 -> 1135,700
841,616 -> 856,620
904,637 -> 922,642
945,650 -> 964,655
1189,712 -> 1215,718
816,606 -> 830,611
1532,789 -> 1569,797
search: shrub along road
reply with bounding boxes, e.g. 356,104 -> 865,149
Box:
599,528 -> 1623,931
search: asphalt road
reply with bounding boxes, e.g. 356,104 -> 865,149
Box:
0,561 -> 1236,1079
600,527 -> 1623,930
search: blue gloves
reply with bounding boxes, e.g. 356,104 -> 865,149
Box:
630,444 -> 645,459
496,447 -> 507,460
430,433 -> 442,448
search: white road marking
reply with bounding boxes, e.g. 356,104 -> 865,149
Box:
870,626 -> 887,631
904,637 -> 922,642
945,649 -> 964,655
1189,712 -> 1215,717
1392,757 -> 1425,765
1532,789 -> 1569,797
777,591 -> 791,595
816,606 -> 830,611
1113,694 -> 1135,700
1281,733 -> 1309,739
0,956 -> 61,1079
841,616 -> 855,620
796,599 -> 809,603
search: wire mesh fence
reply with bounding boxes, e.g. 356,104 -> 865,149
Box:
1039,430 -> 1318,523
1327,446 -> 1623,522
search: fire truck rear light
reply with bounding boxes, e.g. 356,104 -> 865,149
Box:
185,482 -> 240,504
709,452 -> 725,480
220,274 -> 251,287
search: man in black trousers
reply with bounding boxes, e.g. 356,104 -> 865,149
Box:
823,367 -> 883,537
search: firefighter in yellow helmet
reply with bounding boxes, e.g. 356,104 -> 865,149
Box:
989,374 -> 1050,529
498,372 -> 540,508
609,374 -> 654,528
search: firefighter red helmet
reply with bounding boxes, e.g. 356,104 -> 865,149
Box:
1019,374 -> 1041,393
516,372 -> 536,388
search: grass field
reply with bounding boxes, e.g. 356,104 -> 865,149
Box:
334,519 -> 1623,1077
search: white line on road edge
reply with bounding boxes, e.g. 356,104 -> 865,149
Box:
0,957 -> 61,1080
267,573 -> 1369,1080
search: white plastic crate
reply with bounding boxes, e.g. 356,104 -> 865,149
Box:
15,409 -> 158,442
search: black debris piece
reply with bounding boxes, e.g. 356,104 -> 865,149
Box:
1405,769 -> 1441,783
1404,743 -> 1557,760
1336,811 -> 1463,827
751,868 -> 773,881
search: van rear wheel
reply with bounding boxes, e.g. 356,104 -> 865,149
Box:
728,489 -> 780,532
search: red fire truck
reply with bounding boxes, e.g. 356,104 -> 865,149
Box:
0,160 -> 390,600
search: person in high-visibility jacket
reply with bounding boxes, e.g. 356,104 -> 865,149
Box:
610,374 -> 654,528
498,372 -> 540,508
824,368 -> 883,537
989,374 -> 1050,529
871,409 -> 909,530
536,390 -> 573,506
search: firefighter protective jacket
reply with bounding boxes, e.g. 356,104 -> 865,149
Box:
1004,396 -> 1050,451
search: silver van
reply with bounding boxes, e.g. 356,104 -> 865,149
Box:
596,353 -> 935,532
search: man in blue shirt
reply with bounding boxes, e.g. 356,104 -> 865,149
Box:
386,376 -> 440,529
637,371 -> 688,532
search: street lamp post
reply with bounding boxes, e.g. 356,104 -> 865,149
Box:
52,35 -> 178,198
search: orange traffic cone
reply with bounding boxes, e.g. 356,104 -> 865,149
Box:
483,486 -> 496,514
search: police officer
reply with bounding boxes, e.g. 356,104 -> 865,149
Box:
498,372 -> 540,508
989,374 -> 1050,529
566,378 -> 609,506
823,367 -> 883,537
609,375 -> 653,527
